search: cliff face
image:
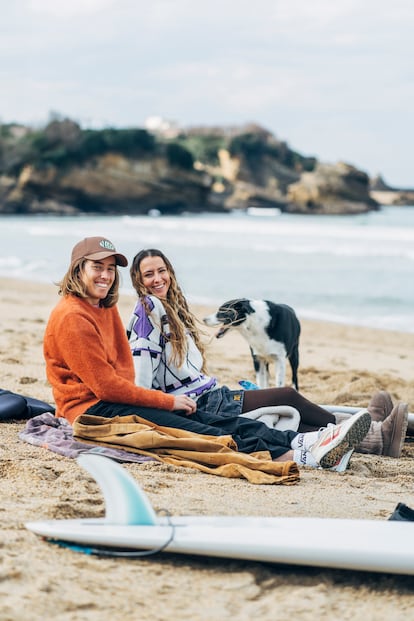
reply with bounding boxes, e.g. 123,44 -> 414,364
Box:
370,175 -> 414,206
205,151 -> 378,214
1,153 -> 214,215
286,162 -> 379,214
370,190 -> 414,206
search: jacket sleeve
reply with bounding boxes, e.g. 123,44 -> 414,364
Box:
57,310 -> 174,411
127,297 -> 164,389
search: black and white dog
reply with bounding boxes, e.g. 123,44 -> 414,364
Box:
204,298 -> 300,390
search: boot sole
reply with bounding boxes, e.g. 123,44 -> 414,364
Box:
318,410 -> 371,469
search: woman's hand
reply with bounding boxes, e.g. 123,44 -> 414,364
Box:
172,394 -> 197,415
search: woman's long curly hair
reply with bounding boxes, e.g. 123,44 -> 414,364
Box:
58,258 -> 120,308
130,249 -> 207,370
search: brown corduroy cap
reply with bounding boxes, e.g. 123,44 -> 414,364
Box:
71,237 -> 128,267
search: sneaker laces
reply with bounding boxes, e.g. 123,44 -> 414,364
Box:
317,422 -> 337,440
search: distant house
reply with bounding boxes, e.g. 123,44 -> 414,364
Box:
144,116 -> 180,139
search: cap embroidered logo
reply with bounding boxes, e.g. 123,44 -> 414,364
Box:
100,240 -> 116,251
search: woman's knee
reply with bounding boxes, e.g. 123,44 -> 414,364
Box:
242,385 -> 298,411
276,387 -> 297,401
266,386 -> 298,405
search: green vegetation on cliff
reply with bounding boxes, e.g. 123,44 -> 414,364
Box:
0,117 -> 314,177
228,132 -> 316,172
0,119 -> 197,173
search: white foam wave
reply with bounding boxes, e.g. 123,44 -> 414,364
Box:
1,209 -> 413,333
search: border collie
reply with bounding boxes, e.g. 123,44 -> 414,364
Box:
204,298 -> 300,390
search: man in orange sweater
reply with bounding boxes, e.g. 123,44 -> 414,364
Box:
43,236 -> 370,469
43,236 -> 188,425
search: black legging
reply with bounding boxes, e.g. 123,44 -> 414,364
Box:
242,387 -> 336,432
86,400 -> 298,460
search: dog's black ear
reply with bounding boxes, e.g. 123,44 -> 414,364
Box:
221,298 -> 242,309
234,299 -> 254,315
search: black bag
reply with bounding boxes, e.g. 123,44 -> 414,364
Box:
0,389 -> 55,421
388,502 -> 414,522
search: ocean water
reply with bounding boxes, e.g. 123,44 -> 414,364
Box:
0,206 -> 413,333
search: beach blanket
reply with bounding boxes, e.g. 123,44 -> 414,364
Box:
18,412 -> 156,464
73,414 -> 300,485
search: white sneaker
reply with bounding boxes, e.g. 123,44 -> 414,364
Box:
310,409 -> 371,469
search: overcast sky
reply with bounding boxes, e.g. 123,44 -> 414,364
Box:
1,0 -> 413,187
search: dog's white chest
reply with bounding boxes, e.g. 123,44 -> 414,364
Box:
204,297 -> 300,389
240,305 -> 286,360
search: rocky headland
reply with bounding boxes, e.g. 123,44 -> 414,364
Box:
0,119 -> 409,216
369,174 -> 414,206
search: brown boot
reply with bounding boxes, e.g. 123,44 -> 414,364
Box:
381,403 -> 409,457
356,403 -> 408,457
355,420 -> 383,455
367,391 -> 393,422
333,412 -> 352,425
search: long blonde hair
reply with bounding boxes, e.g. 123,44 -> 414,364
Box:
58,258 -> 120,308
130,249 -> 207,369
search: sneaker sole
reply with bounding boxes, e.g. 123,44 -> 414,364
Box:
319,410 -> 371,469
328,448 -> 354,472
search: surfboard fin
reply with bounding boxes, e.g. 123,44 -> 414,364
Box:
77,454 -> 157,526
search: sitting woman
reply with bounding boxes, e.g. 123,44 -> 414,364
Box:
127,248 -> 408,460
43,236 -> 371,471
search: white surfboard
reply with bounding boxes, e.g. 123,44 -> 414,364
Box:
25,454 -> 414,575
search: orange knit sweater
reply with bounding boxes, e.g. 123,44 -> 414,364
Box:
43,295 -> 175,424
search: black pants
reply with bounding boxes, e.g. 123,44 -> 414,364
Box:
86,401 -> 298,460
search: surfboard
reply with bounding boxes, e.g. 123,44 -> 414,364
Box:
25,454 -> 414,575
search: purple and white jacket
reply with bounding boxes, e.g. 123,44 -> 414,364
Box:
127,295 -> 217,399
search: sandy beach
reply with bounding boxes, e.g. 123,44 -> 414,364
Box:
1,276 -> 414,620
